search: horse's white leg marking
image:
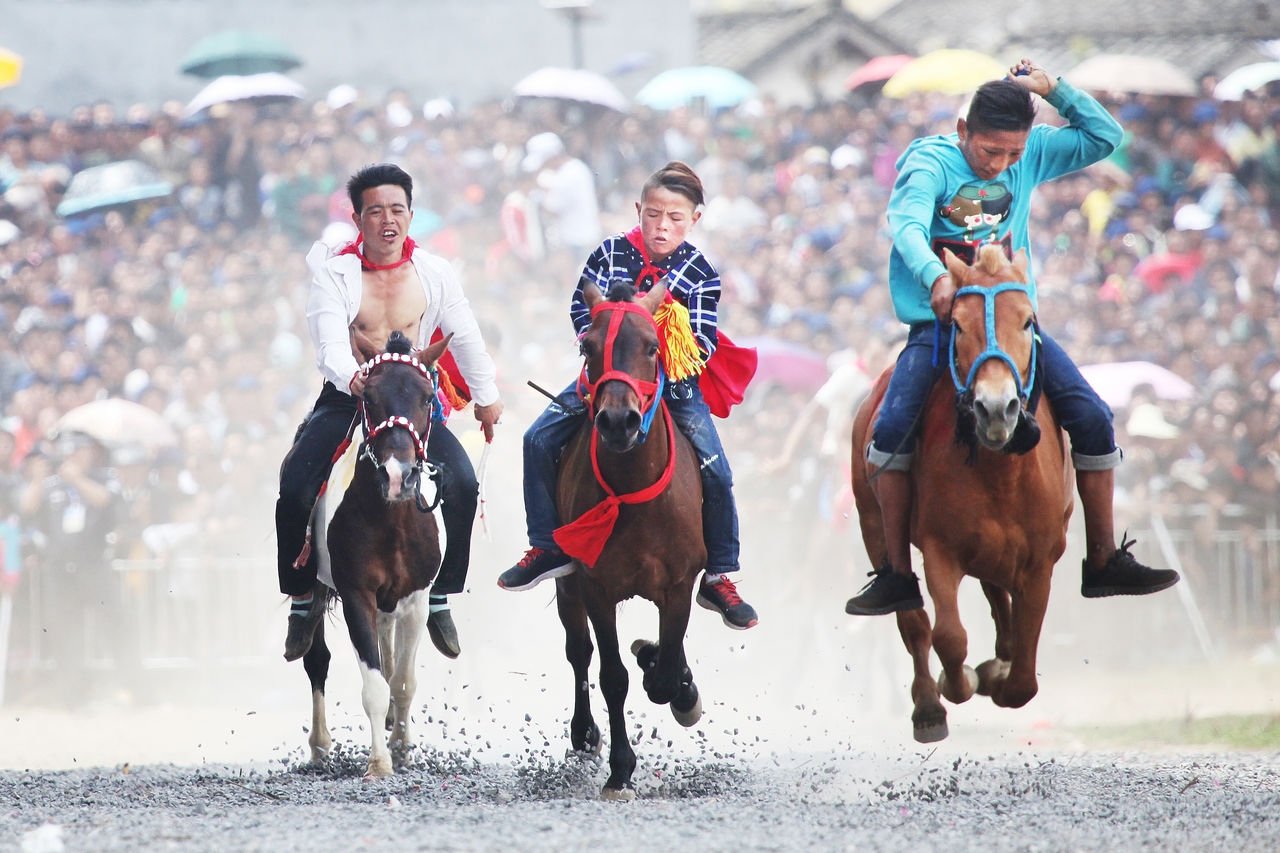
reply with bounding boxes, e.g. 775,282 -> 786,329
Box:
388,590 -> 427,756
308,688 -> 332,763
359,658 -> 394,776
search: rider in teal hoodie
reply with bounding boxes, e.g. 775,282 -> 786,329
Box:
846,59 -> 1180,615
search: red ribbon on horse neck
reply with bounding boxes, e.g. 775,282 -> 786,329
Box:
339,234 -> 418,271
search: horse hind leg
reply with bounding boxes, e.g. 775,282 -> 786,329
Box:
975,580 -> 1013,698
896,608 -> 948,743
587,599 -> 636,800
556,577 -> 600,755
303,618 -> 333,764
387,591 -> 427,764
377,613 -> 396,732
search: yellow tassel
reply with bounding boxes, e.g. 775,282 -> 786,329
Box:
653,300 -> 705,382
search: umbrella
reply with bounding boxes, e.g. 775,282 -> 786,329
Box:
183,72 -> 306,118
1065,54 -> 1196,97
736,336 -> 828,395
56,161 -> 172,218
881,49 -> 1007,98
844,54 -> 913,91
1078,361 -> 1195,409
512,67 -> 627,111
180,30 -> 301,78
635,66 -> 757,110
1213,62 -> 1280,101
0,48 -> 21,90
55,399 -> 177,449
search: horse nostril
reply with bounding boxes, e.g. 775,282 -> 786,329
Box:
624,410 -> 641,433
1005,399 -> 1020,420
974,399 -> 990,421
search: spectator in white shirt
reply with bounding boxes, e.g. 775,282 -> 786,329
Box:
522,132 -> 601,259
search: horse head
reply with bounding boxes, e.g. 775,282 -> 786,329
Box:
943,244 -> 1039,454
352,328 -> 452,502
580,280 -> 666,453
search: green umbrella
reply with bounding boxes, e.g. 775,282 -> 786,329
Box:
181,30 -> 301,78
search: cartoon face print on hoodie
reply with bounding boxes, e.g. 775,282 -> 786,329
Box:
940,182 -> 1013,239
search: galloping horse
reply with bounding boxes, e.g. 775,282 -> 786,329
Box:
302,330 -> 452,776
850,245 -> 1073,742
554,281 -> 705,800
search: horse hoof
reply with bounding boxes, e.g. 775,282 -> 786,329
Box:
975,658 -> 1011,697
309,746 -> 331,765
671,690 -> 702,728
600,786 -> 636,802
364,758 -> 394,778
630,640 -> 658,670
913,719 -> 949,743
937,665 -> 978,704
573,724 -> 603,757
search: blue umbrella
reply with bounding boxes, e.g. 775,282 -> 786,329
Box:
56,161 -> 172,218
635,66 -> 757,110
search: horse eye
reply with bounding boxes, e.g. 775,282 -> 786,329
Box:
648,344 -> 659,357
1023,318 -> 1034,330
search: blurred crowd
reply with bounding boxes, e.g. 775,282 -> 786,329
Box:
1,71 -> 1279,687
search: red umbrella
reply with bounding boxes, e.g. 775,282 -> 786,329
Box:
1133,252 -> 1201,293
737,336 -> 829,395
844,55 -> 914,91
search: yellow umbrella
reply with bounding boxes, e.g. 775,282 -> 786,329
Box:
881,49 -> 1007,98
0,48 -> 22,90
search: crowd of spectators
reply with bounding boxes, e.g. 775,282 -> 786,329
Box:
1,69 -> 1279,687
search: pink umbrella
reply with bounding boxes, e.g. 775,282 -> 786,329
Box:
845,55 -> 914,91
1078,361 -> 1196,409
738,336 -> 829,395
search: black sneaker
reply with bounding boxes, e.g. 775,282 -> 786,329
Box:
497,547 -> 575,591
283,596 -> 323,662
696,574 -> 758,630
1082,535 -> 1180,598
427,610 -> 460,659
845,564 -> 924,615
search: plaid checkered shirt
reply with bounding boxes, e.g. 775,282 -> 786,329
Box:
570,234 -> 721,359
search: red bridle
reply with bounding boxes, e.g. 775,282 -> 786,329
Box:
578,301 -> 662,419
358,351 -> 436,463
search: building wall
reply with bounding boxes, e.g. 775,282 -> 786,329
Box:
0,0 -> 695,113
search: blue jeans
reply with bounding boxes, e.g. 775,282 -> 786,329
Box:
523,378 -> 740,573
869,322 -> 1120,471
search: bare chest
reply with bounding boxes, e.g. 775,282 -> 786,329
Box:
352,264 -> 428,346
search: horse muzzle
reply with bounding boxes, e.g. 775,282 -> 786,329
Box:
972,389 -> 1021,450
594,406 -> 642,453
376,456 -> 418,502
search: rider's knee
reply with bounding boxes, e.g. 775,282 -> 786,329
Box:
867,443 -> 914,472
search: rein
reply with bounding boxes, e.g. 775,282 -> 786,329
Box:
357,351 -> 443,513
948,281 -> 1038,402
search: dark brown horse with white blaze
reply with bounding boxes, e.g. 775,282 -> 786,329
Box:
302,330 -> 452,777
851,245 -> 1073,743
555,281 -> 705,800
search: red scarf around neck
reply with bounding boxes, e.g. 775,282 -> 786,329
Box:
339,234 -> 418,271
623,226 -> 669,291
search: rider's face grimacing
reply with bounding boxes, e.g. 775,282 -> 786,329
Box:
636,186 -> 700,261
353,184 -> 413,254
956,120 -> 1029,181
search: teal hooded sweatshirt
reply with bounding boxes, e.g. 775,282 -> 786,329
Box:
886,79 -> 1122,326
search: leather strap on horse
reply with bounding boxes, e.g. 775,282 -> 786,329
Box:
552,402 -> 677,568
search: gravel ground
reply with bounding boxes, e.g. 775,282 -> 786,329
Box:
3,745 -> 1278,852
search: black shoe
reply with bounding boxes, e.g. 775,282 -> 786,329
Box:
427,609 -> 460,659
497,547 -> 574,591
845,564 -> 924,615
283,600 -> 323,662
696,574 -> 758,630
1082,535 -> 1180,598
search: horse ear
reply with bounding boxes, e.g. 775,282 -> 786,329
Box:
639,281 -> 668,315
1011,248 -> 1029,282
415,333 -> 453,369
582,282 -> 604,310
942,248 -> 968,283
351,328 -> 380,364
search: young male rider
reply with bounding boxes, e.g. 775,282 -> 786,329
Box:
846,60 -> 1179,615
498,161 -> 759,630
278,164 -> 504,660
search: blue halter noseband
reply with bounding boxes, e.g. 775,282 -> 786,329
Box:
948,282 -> 1037,401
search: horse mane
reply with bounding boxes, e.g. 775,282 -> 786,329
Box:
605,281 -> 636,303
975,243 -> 1021,280
386,331 -> 413,355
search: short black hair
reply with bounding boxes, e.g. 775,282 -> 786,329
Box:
965,80 -> 1036,135
347,164 -> 413,215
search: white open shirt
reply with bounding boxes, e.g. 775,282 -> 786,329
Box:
304,241 -> 499,406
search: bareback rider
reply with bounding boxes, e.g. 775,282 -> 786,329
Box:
278,164 -> 503,660
499,162 -> 758,630
846,60 -> 1179,615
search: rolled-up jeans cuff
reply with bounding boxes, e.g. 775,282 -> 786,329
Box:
867,444 -> 913,472
1073,448 -> 1122,471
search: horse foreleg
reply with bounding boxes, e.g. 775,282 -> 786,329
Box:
587,598 -> 636,800
976,581 -> 1013,698
926,558 -> 976,706
303,618 -> 332,764
343,590 -> 394,777
896,607 -> 947,743
643,581 -> 693,707
556,576 -> 600,755
388,590 -> 427,762
994,575 -> 1051,709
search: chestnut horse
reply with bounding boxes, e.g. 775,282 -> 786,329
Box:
554,281 -> 704,800
302,330 -> 452,776
850,245 -> 1073,742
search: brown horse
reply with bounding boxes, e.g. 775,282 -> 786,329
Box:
554,281 -> 705,800
302,330 -> 452,776
850,245 -> 1073,742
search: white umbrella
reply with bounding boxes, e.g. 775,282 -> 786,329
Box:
1078,361 -> 1195,409
1065,54 -> 1196,97
513,67 -> 627,111
55,398 -> 178,449
183,72 -> 306,117
1213,62 -> 1280,101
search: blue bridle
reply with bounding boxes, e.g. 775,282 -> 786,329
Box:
947,281 -> 1038,401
